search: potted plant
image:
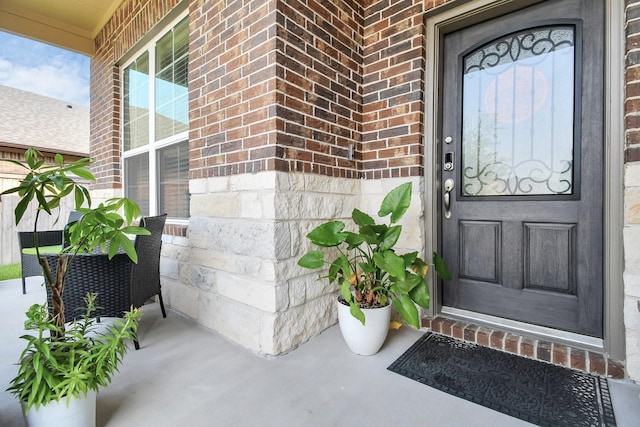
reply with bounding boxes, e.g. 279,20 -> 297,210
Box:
298,182 -> 450,355
2,148 -> 149,426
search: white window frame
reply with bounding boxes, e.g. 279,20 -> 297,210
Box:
121,11 -> 189,224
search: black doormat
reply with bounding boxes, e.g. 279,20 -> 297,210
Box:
388,333 -> 616,427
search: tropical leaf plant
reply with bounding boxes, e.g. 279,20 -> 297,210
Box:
298,182 -> 450,328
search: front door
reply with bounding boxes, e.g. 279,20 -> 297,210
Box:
440,0 -> 604,337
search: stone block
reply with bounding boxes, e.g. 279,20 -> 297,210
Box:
274,221 -> 292,259
160,257 -> 180,280
624,297 -> 640,330
229,171 -> 276,191
202,295 -> 262,351
624,187 -> 640,224
190,193 -> 239,218
626,330 -> 640,382
623,227 -> 640,274
625,162 -> 640,188
624,272 -> 640,298
189,177 -> 208,194
191,265 -> 216,291
270,293 -> 337,355
287,278 -> 307,307
239,192 -> 263,218
216,272 -> 282,312
164,280 -> 199,319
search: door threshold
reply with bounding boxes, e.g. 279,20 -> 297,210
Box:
441,306 -> 604,353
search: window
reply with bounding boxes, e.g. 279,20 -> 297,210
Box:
122,15 -> 189,219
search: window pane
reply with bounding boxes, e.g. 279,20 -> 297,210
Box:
125,154 -> 150,215
123,52 -> 150,151
155,17 -> 189,141
157,140 -> 189,218
461,26 -> 575,196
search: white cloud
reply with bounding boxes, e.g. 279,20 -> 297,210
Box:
0,32 -> 90,106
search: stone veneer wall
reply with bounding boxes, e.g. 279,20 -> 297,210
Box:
158,173 -> 423,354
624,0 -> 640,382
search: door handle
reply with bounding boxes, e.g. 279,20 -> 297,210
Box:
444,178 -> 455,219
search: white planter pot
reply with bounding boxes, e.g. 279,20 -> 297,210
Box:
337,298 -> 391,355
23,390 -> 96,427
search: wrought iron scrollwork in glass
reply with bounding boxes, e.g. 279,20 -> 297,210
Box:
461,26 -> 576,197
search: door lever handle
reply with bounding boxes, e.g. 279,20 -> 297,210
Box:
444,178 -> 455,219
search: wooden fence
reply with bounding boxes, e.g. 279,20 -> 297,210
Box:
0,194 -> 77,265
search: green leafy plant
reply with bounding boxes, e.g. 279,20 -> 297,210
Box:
7,294 -> 140,412
1,148 -> 149,413
298,182 -> 450,328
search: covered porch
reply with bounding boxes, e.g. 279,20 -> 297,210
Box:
2,277 -> 639,426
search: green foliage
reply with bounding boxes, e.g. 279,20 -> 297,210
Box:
7,294 -> 140,413
0,263 -> 21,281
298,182 -> 451,328
1,148 -> 146,410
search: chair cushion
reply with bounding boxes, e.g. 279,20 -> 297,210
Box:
22,245 -> 63,255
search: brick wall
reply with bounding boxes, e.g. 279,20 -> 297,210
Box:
188,0 -> 362,180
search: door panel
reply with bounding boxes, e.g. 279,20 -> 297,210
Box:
440,0 -> 604,337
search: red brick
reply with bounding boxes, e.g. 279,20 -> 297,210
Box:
589,352 -> 607,376
430,317 -> 445,334
536,341 -> 552,363
490,330 -> 505,350
607,360 -> 625,379
570,349 -> 586,372
452,322 -> 466,340
441,319 -> 456,336
463,324 -> 478,343
476,327 -> 491,347
504,333 -> 519,354
552,344 -> 568,367
519,337 -> 535,358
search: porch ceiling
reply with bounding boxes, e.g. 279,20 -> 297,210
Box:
0,0 -> 124,56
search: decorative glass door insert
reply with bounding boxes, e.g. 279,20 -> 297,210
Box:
461,26 -> 577,197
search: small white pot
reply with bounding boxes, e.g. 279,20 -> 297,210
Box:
23,390 -> 96,427
337,298 -> 391,355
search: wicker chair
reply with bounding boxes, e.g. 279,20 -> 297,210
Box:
43,213 -> 167,350
44,252 -> 133,321
131,214 -> 168,319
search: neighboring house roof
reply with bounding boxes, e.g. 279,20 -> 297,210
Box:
0,85 -> 89,157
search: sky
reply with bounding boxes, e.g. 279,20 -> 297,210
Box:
0,31 -> 90,107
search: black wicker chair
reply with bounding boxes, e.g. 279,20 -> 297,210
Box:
43,213 -> 167,350
131,214 -> 168,319
18,211 -> 83,294
44,252 -> 133,321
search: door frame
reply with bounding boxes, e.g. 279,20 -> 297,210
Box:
423,0 -> 625,359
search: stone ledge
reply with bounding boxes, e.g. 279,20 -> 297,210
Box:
422,316 -> 626,379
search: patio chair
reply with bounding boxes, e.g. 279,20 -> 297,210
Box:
42,213 -> 167,350
18,211 -> 83,294
131,214 -> 168,320
43,252 -> 133,322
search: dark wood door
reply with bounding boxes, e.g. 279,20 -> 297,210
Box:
440,0 -> 604,337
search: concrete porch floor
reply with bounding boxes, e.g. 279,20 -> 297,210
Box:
1,277 -> 639,427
